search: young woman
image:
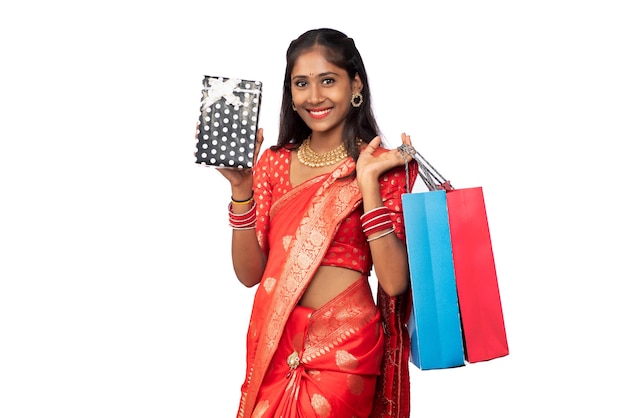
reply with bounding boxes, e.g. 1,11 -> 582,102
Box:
218,28 -> 418,418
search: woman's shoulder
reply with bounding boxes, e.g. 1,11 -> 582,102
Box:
256,145 -> 291,174
259,145 -> 290,160
264,144 -> 292,155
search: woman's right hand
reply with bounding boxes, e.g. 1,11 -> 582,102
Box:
216,128 -> 264,196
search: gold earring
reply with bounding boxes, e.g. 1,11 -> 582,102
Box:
351,92 -> 363,108
292,101 -> 297,111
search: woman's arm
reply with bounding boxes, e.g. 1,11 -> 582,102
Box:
229,192 -> 267,288
217,129 -> 267,287
356,134 -> 416,296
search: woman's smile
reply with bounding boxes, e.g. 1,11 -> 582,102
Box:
307,107 -> 332,119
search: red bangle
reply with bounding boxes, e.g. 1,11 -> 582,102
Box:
363,220 -> 394,236
361,206 -> 393,237
360,207 -> 389,224
229,201 -> 257,229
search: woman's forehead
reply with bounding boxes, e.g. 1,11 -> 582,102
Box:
292,48 -> 345,78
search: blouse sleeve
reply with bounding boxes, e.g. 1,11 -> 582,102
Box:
253,148 -> 273,257
379,159 -> 419,243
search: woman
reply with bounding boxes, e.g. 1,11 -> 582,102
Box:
219,28 -> 418,418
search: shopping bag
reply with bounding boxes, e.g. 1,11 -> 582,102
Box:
446,187 -> 509,362
402,190 -> 465,370
398,144 -> 508,368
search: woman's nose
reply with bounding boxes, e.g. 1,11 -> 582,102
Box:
306,84 -> 324,104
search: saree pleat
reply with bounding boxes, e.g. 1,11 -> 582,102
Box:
252,279 -> 383,418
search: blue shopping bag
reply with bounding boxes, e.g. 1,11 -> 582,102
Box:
402,190 -> 465,370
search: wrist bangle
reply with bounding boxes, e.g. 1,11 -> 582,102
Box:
366,227 -> 395,242
228,201 -> 257,229
231,191 -> 254,205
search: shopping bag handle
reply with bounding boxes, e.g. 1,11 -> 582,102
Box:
398,144 -> 454,193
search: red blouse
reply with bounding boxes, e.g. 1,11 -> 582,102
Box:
254,146 -> 417,275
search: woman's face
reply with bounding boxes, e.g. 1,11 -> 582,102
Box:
290,46 -> 361,138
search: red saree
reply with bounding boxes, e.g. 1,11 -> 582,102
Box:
237,147 -> 417,418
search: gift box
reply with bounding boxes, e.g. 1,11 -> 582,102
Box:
195,76 -> 263,169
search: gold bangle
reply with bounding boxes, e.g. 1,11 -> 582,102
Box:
231,192 -> 254,205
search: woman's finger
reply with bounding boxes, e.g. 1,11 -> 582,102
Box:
366,136 -> 382,152
253,127 -> 264,161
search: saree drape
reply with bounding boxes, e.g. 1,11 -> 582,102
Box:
252,279 -> 384,417
237,148 -> 417,418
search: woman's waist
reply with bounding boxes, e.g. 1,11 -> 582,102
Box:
299,266 -> 374,310
287,274 -> 382,366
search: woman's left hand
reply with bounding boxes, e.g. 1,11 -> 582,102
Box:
356,133 -> 414,186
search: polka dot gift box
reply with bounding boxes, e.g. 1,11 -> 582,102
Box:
195,76 -> 263,169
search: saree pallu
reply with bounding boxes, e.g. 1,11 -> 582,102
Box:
238,159 -> 365,418
251,278 -> 384,418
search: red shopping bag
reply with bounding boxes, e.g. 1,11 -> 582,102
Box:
446,187 -> 509,362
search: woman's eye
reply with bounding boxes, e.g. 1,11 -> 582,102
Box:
322,78 -> 335,86
294,80 -> 307,88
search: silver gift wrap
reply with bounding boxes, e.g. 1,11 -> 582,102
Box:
195,76 -> 262,169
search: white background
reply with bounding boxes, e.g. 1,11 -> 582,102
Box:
1,1 -> 625,417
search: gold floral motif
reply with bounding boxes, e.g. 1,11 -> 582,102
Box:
282,235 -> 292,251
296,251 -> 314,269
310,393 -> 332,418
309,229 -> 326,246
335,349 -> 359,371
263,277 -> 276,293
347,374 -> 365,395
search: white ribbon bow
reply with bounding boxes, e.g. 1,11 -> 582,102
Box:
201,77 -> 243,110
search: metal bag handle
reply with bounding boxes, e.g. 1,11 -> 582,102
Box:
398,144 -> 454,193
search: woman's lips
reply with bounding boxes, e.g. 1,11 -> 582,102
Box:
307,108 -> 332,119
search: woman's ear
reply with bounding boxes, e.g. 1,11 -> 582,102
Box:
352,73 -> 363,94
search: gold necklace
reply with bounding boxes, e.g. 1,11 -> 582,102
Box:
297,137 -> 349,168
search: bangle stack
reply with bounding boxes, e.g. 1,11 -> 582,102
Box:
228,199 -> 257,230
361,206 -> 395,242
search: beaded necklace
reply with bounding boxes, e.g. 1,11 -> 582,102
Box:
296,137 -> 349,168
